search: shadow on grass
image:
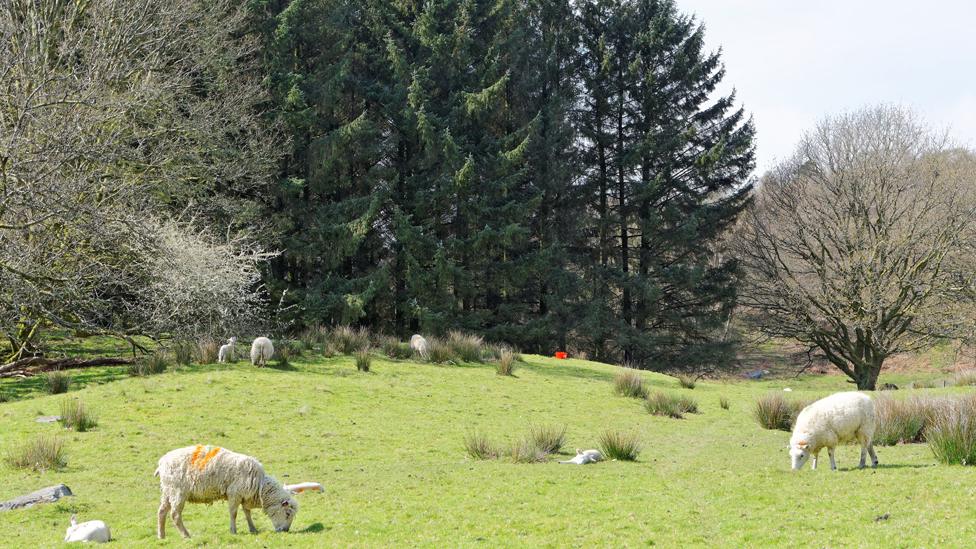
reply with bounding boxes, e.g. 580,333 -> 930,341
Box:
296,522 -> 327,534
516,360 -> 616,383
266,361 -> 299,372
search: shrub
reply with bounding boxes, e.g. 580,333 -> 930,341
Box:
322,342 -> 340,358
529,424 -> 566,454
719,396 -> 730,410
753,393 -> 808,431
463,433 -> 500,460
677,375 -> 696,389
509,437 -> 549,463
496,350 -> 516,376
874,396 -> 935,446
355,349 -> 371,372
276,341 -> 299,366
953,370 -> 976,387
129,353 -> 169,377
645,391 -> 698,418
598,429 -> 641,461
613,369 -> 647,399
426,338 -> 456,364
59,399 -> 97,432
928,396 -> 976,465
44,371 -> 71,394
195,337 -> 220,364
172,340 -> 194,366
299,325 -> 329,351
447,331 -> 484,363
5,435 -> 66,471
330,326 -> 371,355
0,392 -> 9,403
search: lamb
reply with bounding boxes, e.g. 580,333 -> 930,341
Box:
64,515 -> 111,543
559,449 -> 603,465
218,337 -> 238,363
154,444 -> 298,539
250,337 -> 274,367
409,334 -> 429,359
789,391 -> 878,471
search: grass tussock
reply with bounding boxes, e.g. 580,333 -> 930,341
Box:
528,424 -> 566,454
0,392 -> 9,403
355,349 -> 371,372
447,331 -> 484,363
378,336 -> 413,360
463,433 -> 500,460
874,395 -> 936,446
928,396 -> 976,465
59,399 -> 97,432
276,340 -> 300,366
495,350 -> 516,376
195,337 -> 220,364
426,338 -> 456,364
719,396 -> 730,410
299,325 -> 329,351
613,369 -> 647,399
953,370 -> 976,387
5,435 -> 67,472
330,326 -> 371,355
129,353 -> 169,377
677,375 -> 696,389
753,393 -> 808,431
644,391 -> 698,419
44,371 -> 71,394
598,429 -> 641,461
509,437 -> 550,463
172,340 -> 194,366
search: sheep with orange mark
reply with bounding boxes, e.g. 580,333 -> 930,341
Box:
154,445 -> 298,539
250,337 -> 274,367
789,392 -> 878,471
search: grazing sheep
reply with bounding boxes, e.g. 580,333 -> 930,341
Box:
154,445 -> 298,539
409,334 -> 429,359
250,337 -> 274,367
218,337 -> 238,363
789,391 -> 878,471
559,449 -> 603,465
64,515 -> 111,543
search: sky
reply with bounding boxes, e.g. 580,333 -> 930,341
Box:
677,0 -> 976,173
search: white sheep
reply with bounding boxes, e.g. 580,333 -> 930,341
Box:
250,337 -> 274,367
789,391 -> 878,471
409,334 -> 429,359
154,444 -> 298,539
218,337 -> 238,363
559,449 -> 603,465
64,515 -> 111,543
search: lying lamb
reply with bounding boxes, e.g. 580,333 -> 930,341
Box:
218,337 -> 238,363
64,515 -> 111,543
250,337 -> 274,367
409,334 -> 429,359
155,445 -> 299,538
789,391 -> 878,471
559,449 -> 603,465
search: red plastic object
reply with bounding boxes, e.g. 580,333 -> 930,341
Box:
554,352 -> 568,359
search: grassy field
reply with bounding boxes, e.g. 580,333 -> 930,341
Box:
1,351 -> 975,547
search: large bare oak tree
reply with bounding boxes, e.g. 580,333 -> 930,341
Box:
734,106 -> 976,389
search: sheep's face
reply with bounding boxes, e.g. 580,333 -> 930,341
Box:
790,442 -> 810,470
263,494 -> 298,532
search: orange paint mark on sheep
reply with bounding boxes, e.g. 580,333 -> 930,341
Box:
189,444 -> 204,466
196,447 -> 222,470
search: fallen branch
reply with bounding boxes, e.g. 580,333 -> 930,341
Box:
0,357 -> 133,377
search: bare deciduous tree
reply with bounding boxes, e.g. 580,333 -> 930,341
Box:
0,0 -> 281,362
734,105 -> 976,389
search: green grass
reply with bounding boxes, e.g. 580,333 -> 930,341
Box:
1,353 -> 976,546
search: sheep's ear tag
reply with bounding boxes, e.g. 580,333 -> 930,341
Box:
797,440 -> 808,449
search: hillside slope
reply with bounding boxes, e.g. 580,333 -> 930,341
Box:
0,355 -> 972,547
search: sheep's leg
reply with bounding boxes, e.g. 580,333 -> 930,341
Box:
171,500 -> 191,538
858,445 -> 867,468
828,447 -> 837,471
868,443 -> 879,467
157,496 -> 171,539
811,451 -> 818,470
228,498 -> 239,534
243,508 -> 258,534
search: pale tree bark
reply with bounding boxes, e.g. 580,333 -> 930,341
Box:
734,106 -> 976,389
